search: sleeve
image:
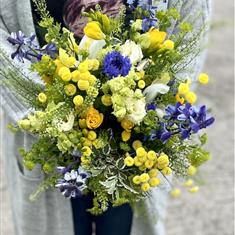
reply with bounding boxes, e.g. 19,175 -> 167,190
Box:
0,17 -> 30,123
169,0 -> 212,81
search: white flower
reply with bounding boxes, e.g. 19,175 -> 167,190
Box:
143,84 -> 170,103
79,35 -> 106,59
126,98 -> 146,124
120,40 -> 143,65
57,112 -> 75,132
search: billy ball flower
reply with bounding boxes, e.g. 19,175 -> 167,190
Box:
198,73 -> 209,85
65,84 -> 77,96
73,95 -> 84,107
38,92 -> 47,103
124,155 -> 135,167
103,51 -> 131,79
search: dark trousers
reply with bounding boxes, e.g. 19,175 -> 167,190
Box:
71,195 -> 133,235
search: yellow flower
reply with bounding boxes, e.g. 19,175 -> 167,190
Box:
149,177 -> 161,187
73,95 -> 84,106
149,28 -> 167,50
124,156 -> 135,167
101,95 -> 112,106
83,139 -> 92,147
84,21 -> 105,40
141,183 -> 150,192
178,83 -> 190,95
132,140 -> 142,150
82,129 -> 88,137
121,119 -> 134,131
163,39 -> 175,50
139,173 -> 150,183
175,93 -> 185,104
65,84 -> 77,96
188,186 -> 199,193
134,157 -> 143,167
145,160 -> 154,169
87,131 -> 97,141
138,80 -> 146,89
71,70 -> 81,82
81,156 -> 91,165
87,75 -> 97,85
147,151 -> 157,161
122,130 -> 131,142
136,147 -> 147,158
170,188 -> 181,198
161,167 -> 172,176
59,48 -> 76,68
79,119 -> 87,129
137,154 -> 147,163
86,107 -> 104,129
198,73 -> 209,85
78,61 -> 89,73
38,93 -> 47,103
132,175 -> 141,185
77,80 -> 90,91
18,119 -> 31,130
185,91 -> 197,104
157,153 -> 169,169
82,146 -> 92,157
187,165 -> 197,176
58,67 -> 71,82
148,169 -> 158,178
183,179 -> 194,187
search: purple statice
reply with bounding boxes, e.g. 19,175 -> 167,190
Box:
7,31 -> 58,62
103,51 -> 131,79
147,103 -> 157,110
56,167 -> 90,198
157,102 -> 215,142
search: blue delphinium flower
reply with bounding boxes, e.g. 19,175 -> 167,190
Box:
157,102 -> 215,142
7,31 -> 58,62
56,167 -> 90,198
103,51 -> 131,79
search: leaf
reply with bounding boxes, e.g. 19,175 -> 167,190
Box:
100,177 -> 117,195
102,145 -> 111,155
199,133 -> 208,145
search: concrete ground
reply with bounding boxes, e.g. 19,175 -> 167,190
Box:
0,0 -> 234,234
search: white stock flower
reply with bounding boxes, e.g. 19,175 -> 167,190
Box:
120,40 -> 143,65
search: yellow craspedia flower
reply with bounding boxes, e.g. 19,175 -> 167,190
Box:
121,119 -> 134,131
137,154 -> 147,163
84,21 -> 105,40
101,95 -> 112,106
132,175 -> 141,185
145,160 -> 154,169
73,95 -> 84,106
157,153 -> 169,169
189,186 -> 199,193
198,73 -> 209,85
187,165 -> 197,176
65,84 -> 77,96
183,179 -> 194,187
148,169 -> 158,178
58,67 -> 71,82
132,140 -> 142,150
185,91 -> 197,104
124,156 -> 135,167
77,80 -> 90,91
141,183 -> 150,192
79,119 -> 87,129
178,83 -> 190,95
78,61 -> 89,73
86,107 -> 104,129
138,80 -> 146,89
71,70 -> 81,82
134,157 -> 143,167
122,130 -> 131,142
38,92 -> 47,103
136,147 -> 147,158
170,188 -> 181,198
161,167 -> 172,176
163,40 -> 175,50
147,151 -> 157,161
87,131 -> 97,141
149,177 -> 161,187
139,173 -> 150,183
82,146 -> 92,157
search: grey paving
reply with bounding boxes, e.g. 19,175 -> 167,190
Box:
0,0 -> 234,234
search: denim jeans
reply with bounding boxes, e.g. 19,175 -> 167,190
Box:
71,195 -> 133,235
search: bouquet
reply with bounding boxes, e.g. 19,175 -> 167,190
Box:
0,0 -> 215,214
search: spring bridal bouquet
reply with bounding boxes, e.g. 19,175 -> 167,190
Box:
0,0 -> 214,214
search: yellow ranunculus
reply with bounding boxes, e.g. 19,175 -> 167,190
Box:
148,28 -> 167,51
121,119 -> 134,131
101,95 -> 112,106
84,21 -> 105,40
122,130 -> 131,142
86,107 -> 104,129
